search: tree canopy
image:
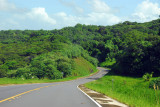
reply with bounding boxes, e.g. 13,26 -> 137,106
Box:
0,19 -> 160,78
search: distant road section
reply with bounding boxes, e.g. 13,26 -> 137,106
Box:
0,67 -> 108,107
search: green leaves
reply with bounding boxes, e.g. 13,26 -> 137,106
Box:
57,62 -> 72,77
0,18 -> 160,78
149,77 -> 160,89
143,72 -> 153,81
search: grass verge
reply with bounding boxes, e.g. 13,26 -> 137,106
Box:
85,73 -> 160,107
0,57 -> 98,85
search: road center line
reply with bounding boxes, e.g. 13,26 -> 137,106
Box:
0,84 -> 60,103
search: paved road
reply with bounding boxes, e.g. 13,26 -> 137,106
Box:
0,67 -> 108,107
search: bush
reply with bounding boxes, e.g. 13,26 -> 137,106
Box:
45,64 -> 61,79
30,57 -> 64,79
5,61 -> 18,70
30,60 -> 46,79
149,77 -> 160,89
0,65 -> 8,78
15,67 -> 33,79
81,51 -> 98,67
100,58 -> 116,67
57,61 -> 72,77
143,72 -> 153,81
53,71 -> 63,79
46,68 -> 63,80
30,67 -> 45,79
0,70 -> 7,78
71,45 -> 82,58
22,72 -> 34,79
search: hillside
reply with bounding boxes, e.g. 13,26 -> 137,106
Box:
0,18 -> 160,77
52,19 -> 160,76
0,32 -> 98,79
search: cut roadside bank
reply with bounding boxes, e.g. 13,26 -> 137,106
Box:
78,84 -> 128,107
78,67 -> 128,107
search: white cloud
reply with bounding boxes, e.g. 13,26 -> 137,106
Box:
0,18 -> 20,30
74,7 -> 84,14
53,0 -> 121,28
58,0 -> 84,14
56,12 -> 67,17
0,0 -> 16,11
0,0 -> 121,30
86,0 -> 120,25
26,7 -> 56,25
52,12 -> 80,28
1,7 -> 57,30
86,12 -> 120,25
132,0 -> 160,22
88,0 -> 111,13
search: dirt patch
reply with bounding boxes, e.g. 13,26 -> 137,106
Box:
79,84 -> 128,107
88,93 -> 106,98
101,104 -> 122,107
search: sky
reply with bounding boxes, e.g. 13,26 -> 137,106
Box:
0,0 -> 160,30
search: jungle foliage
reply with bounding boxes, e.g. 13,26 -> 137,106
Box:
0,31 -> 97,79
0,19 -> 160,78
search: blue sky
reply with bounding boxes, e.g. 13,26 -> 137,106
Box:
0,0 -> 160,30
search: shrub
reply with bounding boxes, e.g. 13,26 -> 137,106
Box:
22,72 -> 34,79
15,68 -> 25,77
30,60 -> 46,79
143,72 -> 153,81
15,67 -> 33,79
5,61 -> 18,70
30,67 -> 45,79
45,64 -> 60,79
100,58 -> 116,67
7,70 -> 17,78
71,45 -> 82,58
0,65 -> 8,78
53,71 -> 63,79
149,77 -> 160,89
57,61 -> 72,77
0,70 -> 7,78
81,51 -> 98,67
46,68 -> 63,80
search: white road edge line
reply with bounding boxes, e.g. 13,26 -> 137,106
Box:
77,85 -> 102,107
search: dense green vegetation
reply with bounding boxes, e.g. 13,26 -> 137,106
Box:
0,30 -> 98,80
0,57 -> 97,85
85,72 -> 160,107
0,17 -> 160,107
55,19 -> 160,76
1,19 -> 160,77
82,18 -> 160,107
0,18 -> 160,80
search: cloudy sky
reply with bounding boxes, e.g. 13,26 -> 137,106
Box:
0,0 -> 160,30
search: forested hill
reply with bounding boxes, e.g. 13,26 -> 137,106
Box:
0,31 -> 98,79
0,19 -> 160,77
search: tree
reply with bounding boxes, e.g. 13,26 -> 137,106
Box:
57,61 -> 72,77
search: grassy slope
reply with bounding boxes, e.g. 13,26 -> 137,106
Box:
0,57 -> 97,85
85,74 -> 160,107
72,57 -> 97,76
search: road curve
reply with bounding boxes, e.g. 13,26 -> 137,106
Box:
0,67 -> 108,107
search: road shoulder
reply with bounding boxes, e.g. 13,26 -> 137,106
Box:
78,84 -> 128,107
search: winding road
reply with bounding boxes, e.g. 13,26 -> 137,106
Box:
0,67 -> 108,107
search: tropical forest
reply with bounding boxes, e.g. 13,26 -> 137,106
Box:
0,18 -> 160,107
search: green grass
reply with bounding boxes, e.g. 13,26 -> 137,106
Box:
100,58 -> 116,67
0,76 -> 81,85
72,57 -> 97,76
0,57 -> 97,85
85,73 -> 160,107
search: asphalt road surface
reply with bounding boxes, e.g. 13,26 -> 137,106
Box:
0,67 -> 108,107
